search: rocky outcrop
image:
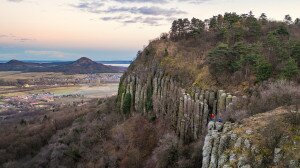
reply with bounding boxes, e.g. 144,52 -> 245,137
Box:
119,72 -> 237,143
201,107 -> 300,168
202,121 -> 259,168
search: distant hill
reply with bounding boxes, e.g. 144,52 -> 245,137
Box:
0,57 -> 125,74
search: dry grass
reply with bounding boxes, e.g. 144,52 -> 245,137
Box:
230,106 -> 300,166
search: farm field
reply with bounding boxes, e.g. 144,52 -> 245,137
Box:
0,72 -> 121,118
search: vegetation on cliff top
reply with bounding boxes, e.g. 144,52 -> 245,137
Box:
128,12 -> 300,91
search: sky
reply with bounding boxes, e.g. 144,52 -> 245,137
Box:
0,0 -> 299,61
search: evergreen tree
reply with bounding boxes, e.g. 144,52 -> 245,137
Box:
259,13 -> 268,24
281,58 -> 299,80
284,14 -> 293,24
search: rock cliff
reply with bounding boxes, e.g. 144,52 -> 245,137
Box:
119,70 -> 237,144
202,107 -> 300,168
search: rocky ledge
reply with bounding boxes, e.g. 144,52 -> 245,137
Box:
202,107 -> 300,168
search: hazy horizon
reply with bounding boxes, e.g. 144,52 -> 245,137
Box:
1,0 -> 300,61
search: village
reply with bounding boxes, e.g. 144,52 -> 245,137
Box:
0,73 -> 122,121
0,92 -> 85,120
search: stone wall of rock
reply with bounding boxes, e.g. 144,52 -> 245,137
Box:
119,72 -> 237,143
201,121 -> 300,168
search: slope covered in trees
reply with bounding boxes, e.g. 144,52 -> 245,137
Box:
127,12 -> 300,91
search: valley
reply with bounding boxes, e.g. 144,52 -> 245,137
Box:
0,72 -> 121,122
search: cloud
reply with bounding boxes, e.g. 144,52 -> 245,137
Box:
112,0 -> 168,3
71,0 -> 212,26
0,34 -> 35,43
123,16 -> 165,26
105,6 -> 186,17
100,15 -> 166,26
7,0 -> 23,2
110,0 -> 209,4
179,0 -> 211,3
25,50 -> 81,58
71,1 -> 104,13
101,15 -> 131,21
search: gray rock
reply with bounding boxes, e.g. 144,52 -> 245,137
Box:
223,122 -> 232,133
229,153 -> 237,164
234,137 -> 244,148
210,131 -> 220,168
218,93 -> 227,113
244,139 -> 251,149
208,121 -> 215,131
289,160 -> 299,168
202,134 -> 214,168
209,91 -> 216,107
215,122 -> 223,132
232,96 -> 238,104
238,155 -> 249,167
240,165 -> 251,168
223,165 -> 233,168
226,95 -> 233,106
245,129 -> 253,135
218,134 -> 230,156
251,145 -> 259,155
273,148 -> 283,165
218,154 -> 229,168
231,133 -> 237,142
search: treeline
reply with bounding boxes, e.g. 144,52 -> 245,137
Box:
164,12 -> 300,84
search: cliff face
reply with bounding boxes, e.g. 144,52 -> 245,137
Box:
119,69 -> 237,144
202,107 -> 300,168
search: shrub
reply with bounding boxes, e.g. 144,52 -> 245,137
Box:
64,148 -> 82,162
285,112 -> 300,126
123,93 -> 132,114
261,121 -> 284,165
208,43 -> 230,74
153,134 -> 179,168
249,80 -> 300,115
281,58 -> 299,80
254,56 -> 272,82
291,41 -> 300,66
146,86 -> 153,112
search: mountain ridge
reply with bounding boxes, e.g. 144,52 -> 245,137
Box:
0,57 -> 125,74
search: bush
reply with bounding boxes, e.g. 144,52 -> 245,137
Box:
254,57 -> 272,82
281,58 -> 299,80
249,80 -> 300,115
65,148 -> 82,162
285,111 -> 300,126
208,43 -> 230,74
291,41 -> 300,66
261,120 -> 284,165
153,134 -> 179,168
123,93 -> 132,114
146,86 -> 153,112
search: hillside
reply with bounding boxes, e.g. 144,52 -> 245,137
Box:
116,12 -> 300,167
0,57 -> 124,74
125,13 -> 300,91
